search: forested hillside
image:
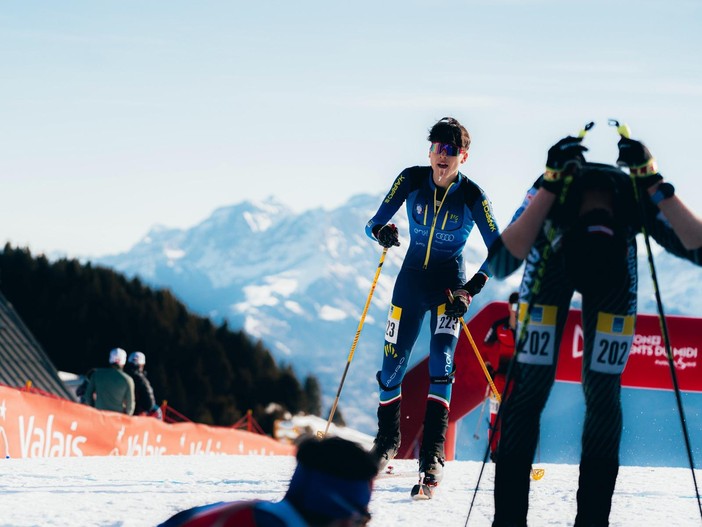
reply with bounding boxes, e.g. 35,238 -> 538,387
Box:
0,244 -> 322,432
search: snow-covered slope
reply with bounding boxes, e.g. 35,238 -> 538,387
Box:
3,454 -> 700,526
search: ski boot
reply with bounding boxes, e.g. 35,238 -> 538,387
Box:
574,456 -> 619,527
370,399 -> 401,472
417,400 -> 449,486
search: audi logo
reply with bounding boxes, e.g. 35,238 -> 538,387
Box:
435,232 -> 455,241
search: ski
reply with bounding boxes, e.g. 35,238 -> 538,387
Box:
410,473 -> 437,500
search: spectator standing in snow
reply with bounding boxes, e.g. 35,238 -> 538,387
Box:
82,347 -> 135,415
365,117 -> 501,486
158,436 -> 379,527
486,130 -> 702,527
124,351 -> 162,420
482,291 -> 518,462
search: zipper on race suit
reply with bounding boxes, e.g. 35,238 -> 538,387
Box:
423,181 -> 454,269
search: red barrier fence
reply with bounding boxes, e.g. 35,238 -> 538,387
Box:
0,385 -> 294,458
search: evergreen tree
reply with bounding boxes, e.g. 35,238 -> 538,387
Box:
0,245 -> 323,433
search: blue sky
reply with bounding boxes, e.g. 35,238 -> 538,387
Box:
2,1 -> 701,257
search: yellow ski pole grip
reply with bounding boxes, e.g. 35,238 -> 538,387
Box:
446,289 -> 501,403
608,118 -> 631,138
577,121 -> 595,138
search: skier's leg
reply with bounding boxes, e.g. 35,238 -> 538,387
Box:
372,274 -> 425,468
493,252 -> 573,527
414,302 -> 462,484
574,246 -> 637,527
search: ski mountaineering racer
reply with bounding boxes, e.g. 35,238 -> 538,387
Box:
482,291 -> 518,462
486,124 -> 702,527
365,116 -> 501,497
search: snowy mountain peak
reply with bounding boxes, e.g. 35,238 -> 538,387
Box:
96,193 -> 702,434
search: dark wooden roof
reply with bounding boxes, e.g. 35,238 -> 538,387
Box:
0,292 -> 75,400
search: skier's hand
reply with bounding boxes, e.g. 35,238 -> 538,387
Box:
485,361 -> 495,379
373,223 -> 400,248
616,137 -> 662,190
149,405 -> 163,420
541,136 -> 588,195
445,289 -> 471,318
464,272 -> 488,296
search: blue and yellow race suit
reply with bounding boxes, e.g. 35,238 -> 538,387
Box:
366,165 -> 500,408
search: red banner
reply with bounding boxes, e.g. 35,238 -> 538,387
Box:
554,309 -> 701,392
0,385 -> 295,458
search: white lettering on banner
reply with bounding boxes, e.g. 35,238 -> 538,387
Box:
126,431 -> 167,456
629,334 -> 698,369
571,324 -> 584,358
633,334 -> 662,346
18,415 -> 87,458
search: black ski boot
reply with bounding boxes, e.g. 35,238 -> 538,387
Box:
493,453 -> 531,527
573,456 -> 619,527
370,399 -> 401,471
418,400 -> 449,486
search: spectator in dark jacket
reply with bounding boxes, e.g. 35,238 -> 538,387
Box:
125,351 -> 162,420
83,348 -> 135,415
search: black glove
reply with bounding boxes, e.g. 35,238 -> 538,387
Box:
149,405 -> 163,420
445,289 -> 471,318
372,223 -> 400,248
464,272 -> 488,296
542,136 -> 588,195
485,362 -> 495,379
616,137 -> 662,190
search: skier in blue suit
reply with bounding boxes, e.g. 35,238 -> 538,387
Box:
366,117 -> 501,485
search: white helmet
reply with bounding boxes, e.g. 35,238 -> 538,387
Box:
109,347 -> 127,366
128,351 -> 146,366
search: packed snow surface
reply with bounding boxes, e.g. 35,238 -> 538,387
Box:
2,455 -> 700,526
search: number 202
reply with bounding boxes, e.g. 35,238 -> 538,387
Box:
522,330 -> 550,356
596,340 -> 629,366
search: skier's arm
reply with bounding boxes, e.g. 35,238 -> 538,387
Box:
83,375 -> 97,407
365,169 -> 413,242
125,378 -> 135,415
487,185 -> 556,279
469,189 -> 501,277
644,196 -> 702,266
498,188 -> 556,260
649,182 -> 702,250
617,135 -> 702,251
488,135 -> 586,278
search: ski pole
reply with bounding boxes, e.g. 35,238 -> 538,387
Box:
610,119 -> 702,519
318,247 -> 389,438
472,386 -> 490,440
446,289 -> 501,402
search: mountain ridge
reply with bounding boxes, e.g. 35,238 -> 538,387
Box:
95,193 -> 701,434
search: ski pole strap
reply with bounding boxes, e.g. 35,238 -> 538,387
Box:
376,371 -> 402,392
429,374 -> 455,385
